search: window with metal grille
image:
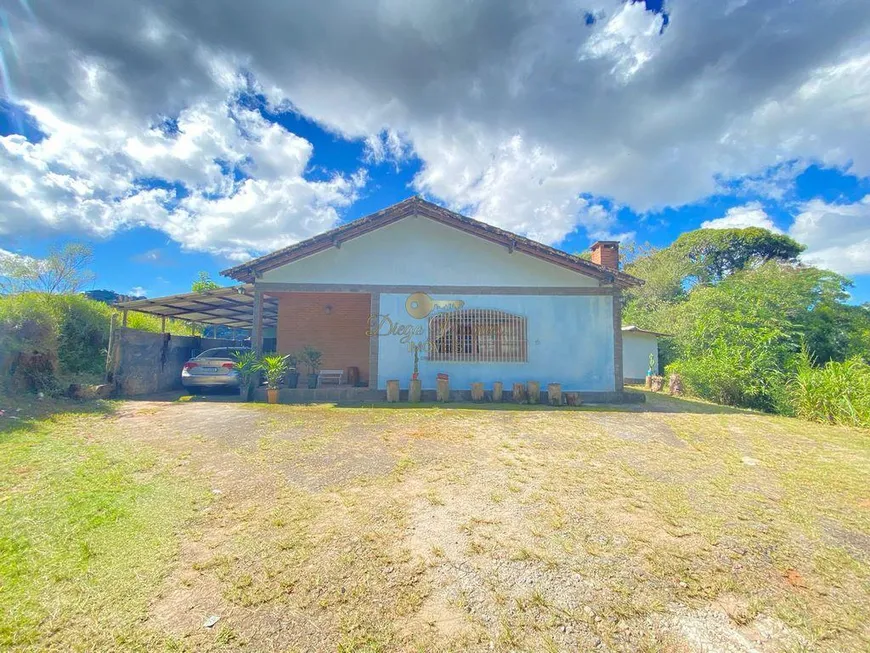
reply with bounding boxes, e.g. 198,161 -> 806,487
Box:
427,309 -> 528,362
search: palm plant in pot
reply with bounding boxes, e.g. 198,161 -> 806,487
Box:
300,345 -> 323,389
257,353 -> 290,404
232,349 -> 261,401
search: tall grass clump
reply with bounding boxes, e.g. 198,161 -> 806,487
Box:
788,349 -> 870,428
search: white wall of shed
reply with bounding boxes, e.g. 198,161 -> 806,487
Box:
622,332 -> 659,379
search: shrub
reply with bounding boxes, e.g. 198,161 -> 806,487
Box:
0,293 -> 113,389
0,293 -> 59,359
788,350 -> 870,428
666,337 -> 790,412
54,295 -> 114,375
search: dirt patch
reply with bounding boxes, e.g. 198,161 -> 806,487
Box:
665,604 -> 807,652
584,412 -> 689,449
36,397 -> 870,651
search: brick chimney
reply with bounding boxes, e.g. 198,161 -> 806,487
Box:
590,241 -> 619,270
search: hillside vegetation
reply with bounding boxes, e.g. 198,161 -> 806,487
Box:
0,292 -> 195,393
623,227 -> 870,426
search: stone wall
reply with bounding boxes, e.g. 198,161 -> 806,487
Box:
110,328 -> 242,396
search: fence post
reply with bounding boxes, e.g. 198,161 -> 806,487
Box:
105,313 -> 117,381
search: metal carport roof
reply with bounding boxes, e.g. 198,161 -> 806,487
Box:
115,285 -> 278,329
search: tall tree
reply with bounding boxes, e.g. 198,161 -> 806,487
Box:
0,243 -> 95,295
192,271 -> 221,293
623,227 -> 807,327
671,227 -> 804,284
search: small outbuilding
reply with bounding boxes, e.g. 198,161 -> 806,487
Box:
621,325 -> 671,384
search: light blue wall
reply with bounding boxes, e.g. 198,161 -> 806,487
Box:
376,293 -> 615,392
261,216 -> 600,288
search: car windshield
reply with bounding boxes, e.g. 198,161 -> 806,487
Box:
196,348 -> 249,359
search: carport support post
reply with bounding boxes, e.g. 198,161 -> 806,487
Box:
122,309 -> 128,328
252,290 -> 264,354
160,315 -> 166,333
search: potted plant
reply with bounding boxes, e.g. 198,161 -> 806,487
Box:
257,354 -> 290,404
284,352 -> 300,389
300,345 -> 323,389
409,345 -> 422,402
232,350 -> 261,401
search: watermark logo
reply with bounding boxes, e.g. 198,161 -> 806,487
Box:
404,292 -> 464,319
365,292 -> 466,351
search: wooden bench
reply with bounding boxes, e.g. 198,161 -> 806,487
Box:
318,369 -> 344,386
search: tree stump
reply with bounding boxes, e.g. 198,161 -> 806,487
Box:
409,378 -> 422,403
471,382 -> 485,402
668,373 -> 684,397
547,383 -> 562,406
386,379 -> 400,403
650,375 -> 664,392
436,378 -> 450,402
565,392 -> 581,406
512,382 -> 527,403
527,381 -> 541,404
492,381 -> 504,402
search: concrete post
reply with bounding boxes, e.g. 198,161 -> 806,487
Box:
409,379 -> 422,403
548,383 -> 562,406
436,378 -> 450,402
252,290 -> 264,355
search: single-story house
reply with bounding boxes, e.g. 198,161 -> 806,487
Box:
621,325 -> 671,384
219,197 -> 643,399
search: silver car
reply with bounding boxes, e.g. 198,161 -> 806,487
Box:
181,347 -> 251,392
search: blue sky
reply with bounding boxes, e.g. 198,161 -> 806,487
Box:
1,1 -> 870,303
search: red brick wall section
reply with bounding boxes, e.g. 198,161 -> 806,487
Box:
591,241 -> 619,271
274,292 -> 372,384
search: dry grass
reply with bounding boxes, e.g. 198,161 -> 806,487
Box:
1,391 -> 869,651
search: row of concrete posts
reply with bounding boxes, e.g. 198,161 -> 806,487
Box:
385,379 -> 581,405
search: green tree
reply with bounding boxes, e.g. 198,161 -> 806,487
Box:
664,263 -> 851,411
0,243 -> 95,295
192,271 -> 221,293
620,225 -> 867,415
671,227 -> 804,285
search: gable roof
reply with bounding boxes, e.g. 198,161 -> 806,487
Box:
221,197 -> 643,288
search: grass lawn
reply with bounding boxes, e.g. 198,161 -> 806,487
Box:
1,391 -> 868,651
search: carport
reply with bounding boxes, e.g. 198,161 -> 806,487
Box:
109,286 -> 279,396
115,284 -> 278,350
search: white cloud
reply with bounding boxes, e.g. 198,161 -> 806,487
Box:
0,248 -> 35,265
1,0 -> 870,256
789,196 -> 870,275
129,286 -> 148,297
0,99 -> 365,260
702,198 -> 870,276
580,1 -> 667,82
701,202 -> 783,232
